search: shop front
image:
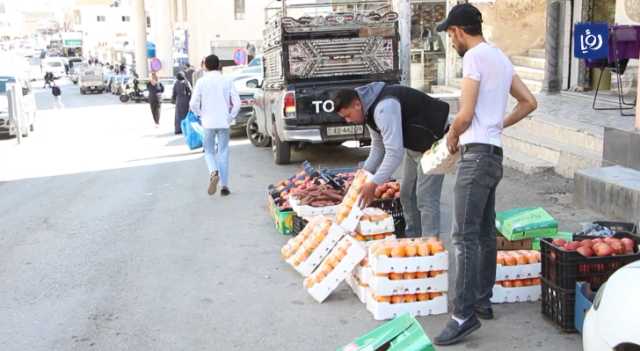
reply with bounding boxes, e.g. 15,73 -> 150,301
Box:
409,1 -> 447,93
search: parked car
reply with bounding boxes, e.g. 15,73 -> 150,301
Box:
0,72 -> 37,137
41,57 -> 67,79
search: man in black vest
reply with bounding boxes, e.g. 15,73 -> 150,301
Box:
333,82 -> 449,237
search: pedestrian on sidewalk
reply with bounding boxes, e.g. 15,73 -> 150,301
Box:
172,71 -> 192,134
189,54 -> 240,196
51,81 -> 63,109
147,72 -> 164,128
43,72 -> 54,88
432,3 -> 537,346
332,82 -> 449,237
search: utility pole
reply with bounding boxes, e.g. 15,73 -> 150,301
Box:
394,0 -> 411,86
152,0 -> 174,77
133,0 -> 148,77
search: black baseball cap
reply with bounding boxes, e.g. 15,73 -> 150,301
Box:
436,3 -> 483,32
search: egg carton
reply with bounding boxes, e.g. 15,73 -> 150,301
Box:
353,264 -> 373,285
366,292 -> 448,320
496,262 -> 541,281
307,236 -> 368,303
289,196 -> 340,218
357,214 -> 395,235
420,138 -> 460,175
369,272 -> 448,296
345,275 -> 368,304
336,170 -> 374,232
369,251 -> 449,274
353,234 -> 397,248
288,223 -> 347,277
490,284 -> 541,303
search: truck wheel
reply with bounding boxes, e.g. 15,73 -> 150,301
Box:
272,128 -> 291,165
119,94 -> 129,103
247,115 -> 270,147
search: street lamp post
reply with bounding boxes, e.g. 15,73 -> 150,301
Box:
133,0 -> 148,77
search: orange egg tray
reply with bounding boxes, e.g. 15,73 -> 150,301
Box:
496,278 -> 541,288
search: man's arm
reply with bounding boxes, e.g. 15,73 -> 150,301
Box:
228,82 -> 241,121
362,126 -> 384,174
446,77 -> 480,153
503,74 -> 537,128
189,81 -> 202,115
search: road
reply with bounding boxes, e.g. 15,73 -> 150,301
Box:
0,79 -> 595,350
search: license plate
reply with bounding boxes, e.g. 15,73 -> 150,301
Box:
326,125 -> 364,136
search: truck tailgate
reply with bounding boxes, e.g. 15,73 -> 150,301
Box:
292,83 -> 360,126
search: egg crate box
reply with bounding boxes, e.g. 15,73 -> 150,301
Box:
357,214 -> 395,235
369,251 -> 449,274
353,264 -> 373,285
366,292 -> 448,321
345,275 -> 368,304
490,284 -> 541,304
354,235 -> 397,248
337,198 -> 365,233
420,140 -> 460,175
289,196 -> 339,218
288,223 -> 347,277
496,262 -> 541,281
369,272 -> 448,296
307,236 -> 368,303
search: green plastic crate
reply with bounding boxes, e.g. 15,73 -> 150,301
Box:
496,207 -> 558,241
533,231 -> 573,251
267,194 -> 294,235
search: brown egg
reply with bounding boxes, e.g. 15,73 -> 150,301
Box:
374,234 -> 386,240
315,271 -> 326,282
403,272 -> 416,280
384,242 -> 395,257
504,255 -> 517,266
405,241 -> 418,257
375,295 -> 391,303
430,242 -> 444,254
304,277 -> 314,289
417,292 -> 429,301
502,280 -> 513,288
390,244 -> 406,258
389,272 -> 403,280
335,248 -> 348,260
513,280 -> 524,287
430,292 -> 443,299
404,294 -> 417,303
429,270 -> 443,277
417,242 -> 430,256
415,272 -> 428,279
531,278 -> 541,285
390,295 -> 404,304
355,233 -> 366,241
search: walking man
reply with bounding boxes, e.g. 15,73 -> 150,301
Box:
51,82 -> 63,109
332,83 -> 449,236
432,4 -> 537,346
189,54 -> 240,196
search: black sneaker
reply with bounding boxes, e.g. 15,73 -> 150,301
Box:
220,187 -> 231,196
475,306 -> 494,320
434,315 -> 481,346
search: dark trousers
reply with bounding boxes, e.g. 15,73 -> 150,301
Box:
451,148 -> 503,319
150,101 -> 160,125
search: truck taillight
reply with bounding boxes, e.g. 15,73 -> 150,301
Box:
283,91 -> 296,119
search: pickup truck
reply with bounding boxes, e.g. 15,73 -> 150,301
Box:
252,1 -> 400,164
79,66 -> 105,94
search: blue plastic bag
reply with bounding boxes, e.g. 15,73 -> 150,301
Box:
181,111 -> 203,150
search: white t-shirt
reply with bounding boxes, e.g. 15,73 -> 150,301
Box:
460,42 -> 514,147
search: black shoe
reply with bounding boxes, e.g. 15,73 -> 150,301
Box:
220,187 -> 231,196
434,316 -> 481,346
474,306 -> 494,320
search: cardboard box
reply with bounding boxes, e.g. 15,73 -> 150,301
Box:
496,262 -> 541,281
420,138 -> 460,175
366,292 -> 448,320
369,272 -> 448,296
307,236 -> 367,303
345,275 -> 368,304
490,284 -> 541,303
369,252 -> 449,274
288,223 -> 347,277
496,207 -> 558,241
496,235 -> 533,250
337,313 -> 436,351
290,195 -> 339,218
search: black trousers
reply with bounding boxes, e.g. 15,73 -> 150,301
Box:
149,101 -> 161,124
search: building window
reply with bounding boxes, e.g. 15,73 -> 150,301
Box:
97,15 -> 106,22
146,16 -> 151,28
234,0 -> 245,20
121,16 -> 130,22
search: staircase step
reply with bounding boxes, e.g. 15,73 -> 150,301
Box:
514,66 -> 545,81
508,115 -> 604,155
512,55 -> 546,70
575,166 -> 640,222
522,79 -> 543,93
502,127 -> 602,178
528,48 -> 546,58
503,149 -> 554,174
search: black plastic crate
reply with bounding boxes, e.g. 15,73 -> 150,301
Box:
292,215 -> 308,236
541,233 -> 640,290
594,221 -> 637,234
370,197 -> 405,237
541,277 -> 577,333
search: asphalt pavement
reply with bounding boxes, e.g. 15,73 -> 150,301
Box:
0,79 -> 596,350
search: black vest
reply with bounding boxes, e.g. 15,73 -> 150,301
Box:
366,85 -> 449,152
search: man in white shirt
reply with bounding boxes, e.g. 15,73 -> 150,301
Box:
433,4 -> 538,346
189,55 -> 241,196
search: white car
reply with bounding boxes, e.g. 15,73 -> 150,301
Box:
582,260 -> 640,351
42,57 -> 67,79
0,74 -> 37,137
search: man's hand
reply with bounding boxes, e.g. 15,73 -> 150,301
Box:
446,132 -> 459,154
358,181 -> 378,208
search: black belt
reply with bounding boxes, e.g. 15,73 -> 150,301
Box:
461,143 -> 503,157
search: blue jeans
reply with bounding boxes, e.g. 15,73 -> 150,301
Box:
400,149 -> 445,237
451,149 -> 503,320
203,128 -> 230,187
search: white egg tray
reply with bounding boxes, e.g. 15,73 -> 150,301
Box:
420,139 -> 460,175
357,214 -> 395,235
289,196 -> 339,218
288,223 -> 346,277
352,264 -> 373,285
495,262 -> 541,281
307,236 -> 367,303
353,235 -> 397,248
369,251 -> 449,274
490,284 -> 541,303
366,292 -> 448,321
336,198 -> 365,233
345,275 -> 368,304
369,272 -> 448,296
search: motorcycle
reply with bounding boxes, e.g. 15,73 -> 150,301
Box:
119,79 -> 149,103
